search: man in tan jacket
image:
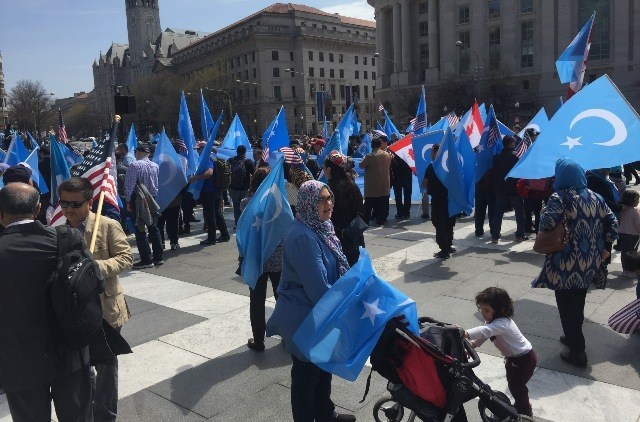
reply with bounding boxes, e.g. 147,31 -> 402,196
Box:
359,131 -> 393,225
58,176 -> 132,422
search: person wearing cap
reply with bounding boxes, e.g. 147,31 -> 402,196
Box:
125,144 -> 164,268
2,163 -> 33,186
359,130 -> 392,226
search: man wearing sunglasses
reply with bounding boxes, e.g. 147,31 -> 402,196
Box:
59,176 -> 132,421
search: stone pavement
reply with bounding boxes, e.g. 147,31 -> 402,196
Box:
1,204 -> 639,422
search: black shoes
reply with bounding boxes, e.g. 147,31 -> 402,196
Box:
560,351 -> 588,368
153,260 -> 164,266
200,239 -> 216,246
133,261 -> 154,269
449,247 -> 457,254
421,213 -> 430,219
434,250 -> 450,259
559,335 -> 569,346
217,235 -> 231,242
516,236 -> 530,242
247,339 -> 265,352
335,414 -> 357,421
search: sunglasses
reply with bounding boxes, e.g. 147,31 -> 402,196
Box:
318,194 -> 334,204
59,200 -> 88,209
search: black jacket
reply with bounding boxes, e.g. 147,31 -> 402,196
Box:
492,147 -> 519,196
587,174 -> 622,214
0,221 -> 89,393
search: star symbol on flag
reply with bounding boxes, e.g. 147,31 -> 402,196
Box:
560,136 -> 582,150
252,215 -> 262,230
361,298 -> 386,325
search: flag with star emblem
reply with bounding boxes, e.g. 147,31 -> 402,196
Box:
509,75 -> 640,179
216,114 -> 252,160
236,157 -> 293,289
261,106 -> 290,161
293,248 -> 418,381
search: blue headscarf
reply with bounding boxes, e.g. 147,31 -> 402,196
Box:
553,158 -> 587,191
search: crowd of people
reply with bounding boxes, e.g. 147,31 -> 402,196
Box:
1,121 -> 639,421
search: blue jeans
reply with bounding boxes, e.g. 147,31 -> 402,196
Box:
291,355 -> 335,422
492,194 -> 526,240
135,223 -> 163,263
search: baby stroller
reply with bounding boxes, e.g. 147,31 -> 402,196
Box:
368,316 -> 533,422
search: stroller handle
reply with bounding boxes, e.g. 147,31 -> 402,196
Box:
458,338 -> 481,369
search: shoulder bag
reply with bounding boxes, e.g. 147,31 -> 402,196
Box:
343,216 -> 369,242
533,194 -> 569,254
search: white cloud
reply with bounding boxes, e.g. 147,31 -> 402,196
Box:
321,0 -> 375,21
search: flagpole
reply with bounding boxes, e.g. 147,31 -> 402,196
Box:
89,114 -> 121,253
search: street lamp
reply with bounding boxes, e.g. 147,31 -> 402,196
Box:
300,114 -> 305,135
514,101 -> 520,127
455,41 -> 480,99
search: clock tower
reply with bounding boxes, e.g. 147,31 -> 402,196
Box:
125,0 -> 161,69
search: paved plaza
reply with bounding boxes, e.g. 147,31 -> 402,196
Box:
1,205 -> 638,422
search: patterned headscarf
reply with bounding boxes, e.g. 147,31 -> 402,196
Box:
296,180 -> 350,276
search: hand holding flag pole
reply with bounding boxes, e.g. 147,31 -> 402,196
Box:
89,115 -> 121,253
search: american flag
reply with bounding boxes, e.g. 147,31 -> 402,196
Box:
50,135 -> 119,226
514,132 -> 532,158
445,112 -> 460,129
173,139 -> 188,155
412,115 -> 427,132
486,119 -> 501,150
378,103 -> 385,114
58,109 -> 68,143
278,147 -> 303,164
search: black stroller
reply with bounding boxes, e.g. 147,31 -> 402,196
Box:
368,316 -> 534,422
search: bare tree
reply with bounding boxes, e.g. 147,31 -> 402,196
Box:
486,62 -> 517,122
63,103 -> 102,138
8,80 -> 55,134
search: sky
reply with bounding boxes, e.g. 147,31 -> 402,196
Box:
0,0 -> 375,100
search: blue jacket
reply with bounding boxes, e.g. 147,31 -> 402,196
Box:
266,220 -> 340,360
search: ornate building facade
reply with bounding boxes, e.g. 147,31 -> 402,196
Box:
367,0 -> 640,124
164,3 -> 377,137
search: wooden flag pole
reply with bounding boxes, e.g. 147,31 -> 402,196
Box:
89,115 -> 121,253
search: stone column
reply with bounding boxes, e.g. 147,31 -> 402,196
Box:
428,0 -> 439,69
377,7 -> 389,75
401,0 -> 412,71
393,2 -> 403,73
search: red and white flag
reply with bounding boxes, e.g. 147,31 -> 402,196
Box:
58,109 -> 68,144
463,102 -> 484,148
388,133 -> 416,175
50,138 -> 119,226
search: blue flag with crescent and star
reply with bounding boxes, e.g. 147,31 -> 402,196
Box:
509,75 -> 640,178
476,106 -> 502,182
125,124 -> 138,162
152,128 -> 188,212
200,89 -> 216,141
517,107 -> 549,139
354,132 -> 372,158
336,104 -> 356,154
188,114 -> 223,200
412,130 -> 444,183
293,248 -> 418,381
24,147 -> 49,194
433,129 -> 473,216
383,110 -> 401,139
4,133 -> 30,166
262,107 -> 290,156
178,91 -> 199,176
216,114 -> 252,160
236,157 -> 293,289
50,136 -> 71,206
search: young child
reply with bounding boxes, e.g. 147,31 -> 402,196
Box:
464,287 -> 537,417
622,251 -> 640,299
618,190 -> 640,277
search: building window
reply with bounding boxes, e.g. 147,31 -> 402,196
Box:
243,54 -> 248,65
355,55 -> 359,64
364,71 -> 368,79
236,57 -> 241,66
311,107 -> 316,116
230,58 -> 234,69
338,54 -> 344,63
489,27 -> 501,67
339,85 -> 345,99
520,20 -> 534,67
253,68 -> 257,78
329,53 -> 334,62
520,0 -> 533,13
579,0 -> 610,59
330,84 -> 336,98
308,51 -> 314,61
310,83 -> 316,98
339,69 -> 344,78
419,43 -> 429,80
253,87 -> 258,98
419,21 -> 429,37
363,56 -> 368,65
522,80 -> 530,90
364,85 -> 369,99
355,70 -> 360,79
273,67 -> 280,77
289,67 -> 295,77
271,50 -> 279,61
418,2 -> 428,14
274,86 -> 281,99
251,52 -> 256,62
320,68 -> 325,77
245,69 -> 249,80
458,31 -> 471,74
372,71 -> 376,79
309,67 -> 315,77
290,51 -> 294,61
319,52 -> 324,61
488,0 -> 501,19
458,5 -> 470,24
330,68 -> 335,78
292,86 -> 297,98
372,57 -> 375,66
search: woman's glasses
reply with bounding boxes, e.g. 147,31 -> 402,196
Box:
59,200 -> 88,209
317,194 -> 334,204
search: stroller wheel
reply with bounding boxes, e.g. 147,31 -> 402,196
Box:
373,396 -> 405,422
478,391 -> 516,422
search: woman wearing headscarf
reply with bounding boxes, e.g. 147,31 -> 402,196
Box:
266,180 -> 355,422
532,158 -> 618,368
324,150 -> 364,266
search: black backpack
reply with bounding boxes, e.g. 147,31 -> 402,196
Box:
229,157 -> 247,190
48,226 -> 105,350
215,158 -> 231,190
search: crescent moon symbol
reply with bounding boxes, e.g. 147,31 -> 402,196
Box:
421,144 -> 434,161
570,109 -> 627,147
260,184 -> 283,224
441,150 -> 449,173
158,153 -> 178,187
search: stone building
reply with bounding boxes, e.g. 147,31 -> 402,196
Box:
165,3 -> 377,137
367,0 -> 640,124
0,53 -> 8,131
92,0 -> 207,118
